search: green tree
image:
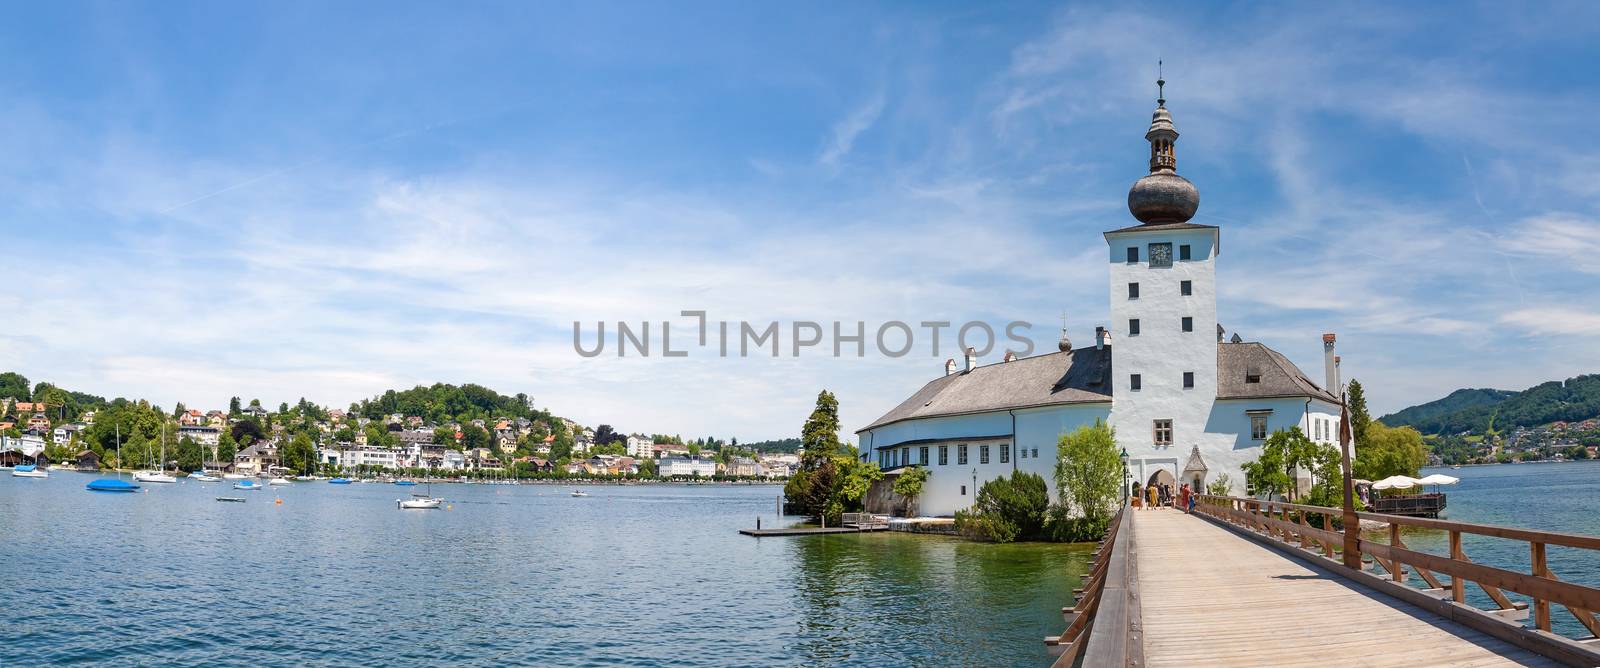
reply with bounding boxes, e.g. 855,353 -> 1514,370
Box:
282,432 -> 317,474
1206,472 -> 1234,497
1242,427 -> 1339,504
176,436 -> 203,471
788,390 -> 844,520
217,428 -> 238,463
1347,379 -> 1372,445
892,465 -> 929,516
1053,421 -> 1122,525
460,424 -> 490,451
955,471 -> 1051,543
1354,421 -> 1427,480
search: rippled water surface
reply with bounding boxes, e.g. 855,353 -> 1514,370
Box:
0,475 -> 1090,667
1393,460 -> 1600,638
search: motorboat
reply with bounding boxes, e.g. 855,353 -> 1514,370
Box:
233,480 -> 263,491
189,471 -> 220,482
398,497 -> 443,509
328,478 -> 353,485
293,475 -> 318,481
133,470 -> 177,483
12,464 -> 48,479
222,472 -> 249,480
269,477 -> 294,486
87,479 -> 140,493
570,490 -> 590,497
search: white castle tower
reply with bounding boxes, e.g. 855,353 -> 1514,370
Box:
1105,75 -> 1220,463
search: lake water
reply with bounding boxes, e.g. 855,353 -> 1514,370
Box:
0,474 -> 1089,667
1397,460 -> 1600,638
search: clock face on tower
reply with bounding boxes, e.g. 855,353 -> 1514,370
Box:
1148,242 -> 1173,268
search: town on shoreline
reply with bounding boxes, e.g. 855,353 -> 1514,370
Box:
0,374 -> 800,483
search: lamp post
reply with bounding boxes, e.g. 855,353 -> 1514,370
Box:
1120,447 -> 1130,506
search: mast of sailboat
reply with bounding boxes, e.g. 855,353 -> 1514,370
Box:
115,423 -> 123,480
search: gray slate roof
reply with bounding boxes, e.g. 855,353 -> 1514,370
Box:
861,341 -> 1337,432
1216,342 -> 1340,403
860,346 -> 1114,432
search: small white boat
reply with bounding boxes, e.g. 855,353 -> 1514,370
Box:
233,480 -> 262,491
398,497 -> 443,509
189,471 -> 220,482
570,490 -> 589,497
12,464 -> 48,479
223,473 -> 249,480
268,477 -> 293,486
133,471 -> 177,483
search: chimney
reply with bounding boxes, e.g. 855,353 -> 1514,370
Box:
1003,351 -> 1017,363
1322,333 -> 1338,394
945,358 -> 957,376
1095,326 -> 1111,350
964,347 -> 978,372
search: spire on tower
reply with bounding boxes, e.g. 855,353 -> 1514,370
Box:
1058,311 -> 1073,352
1157,59 -> 1166,108
1126,63 -> 1199,225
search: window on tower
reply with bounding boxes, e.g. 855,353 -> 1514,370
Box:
1183,372 -> 1194,389
957,445 -> 968,465
1181,280 -> 1192,296
1126,247 -> 1138,263
1129,319 -> 1141,336
1153,419 -> 1173,446
1180,244 -> 1192,261
1130,374 -> 1142,391
1128,282 -> 1139,299
1182,316 -> 1193,332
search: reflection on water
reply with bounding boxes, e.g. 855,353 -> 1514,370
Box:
0,475 -> 1089,667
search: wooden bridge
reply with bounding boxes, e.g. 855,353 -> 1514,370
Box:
1048,498 -> 1600,667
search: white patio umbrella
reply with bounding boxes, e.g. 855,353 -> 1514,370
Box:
1372,475 -> 1423,490
1416,473 -> 1459,486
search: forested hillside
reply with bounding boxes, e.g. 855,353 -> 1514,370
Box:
1380,375 -> 1600,434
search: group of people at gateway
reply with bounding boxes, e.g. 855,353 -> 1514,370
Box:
1132,480 -> 1197,512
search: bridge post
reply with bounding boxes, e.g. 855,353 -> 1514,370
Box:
1339,398 -> 1360,570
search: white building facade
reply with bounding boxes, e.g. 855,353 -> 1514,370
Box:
858,94 -> 1346,518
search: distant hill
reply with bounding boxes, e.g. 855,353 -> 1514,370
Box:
1380,375 -> 1600,434
1379,388 -> 1515,432
743,438 -> 801,453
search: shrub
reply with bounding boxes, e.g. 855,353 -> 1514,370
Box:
954,471 -> 1050,543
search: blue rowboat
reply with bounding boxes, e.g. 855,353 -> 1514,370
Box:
328,478 -> 352,485
86,479 -> 141,493
394,480 -> 417,486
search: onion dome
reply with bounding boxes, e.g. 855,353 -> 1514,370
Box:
1127,72 -> 1199,224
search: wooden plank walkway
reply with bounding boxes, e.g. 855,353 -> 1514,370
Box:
1135,509 -> 1560,667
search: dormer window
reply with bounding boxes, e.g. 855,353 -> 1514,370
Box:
1245,372 -> 1261,384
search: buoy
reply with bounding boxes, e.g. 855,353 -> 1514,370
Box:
275,498 -> 283,505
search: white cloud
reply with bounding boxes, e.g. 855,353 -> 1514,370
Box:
819,92 -> 886,167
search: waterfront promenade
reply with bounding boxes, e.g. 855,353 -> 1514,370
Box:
1136,509 -> 1557,666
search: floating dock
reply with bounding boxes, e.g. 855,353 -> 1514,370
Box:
739,525 -> 888,537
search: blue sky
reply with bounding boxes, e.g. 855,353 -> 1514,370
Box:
2,2 -> 1598,441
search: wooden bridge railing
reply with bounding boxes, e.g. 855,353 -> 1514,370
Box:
1044,507 -> 1140,667
1193,494 -> 1600,650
